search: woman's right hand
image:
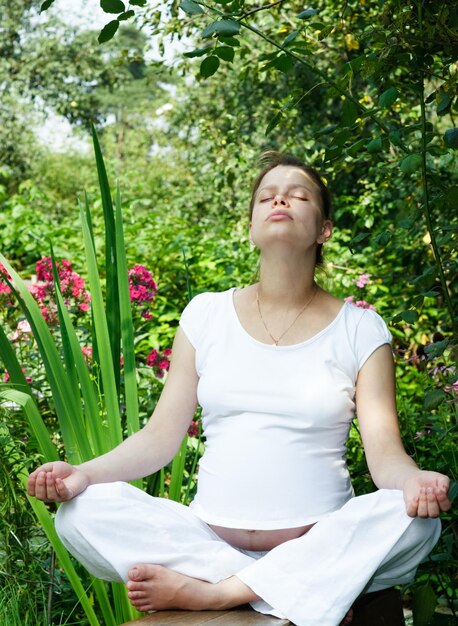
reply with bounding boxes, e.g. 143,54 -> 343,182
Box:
27,462 -> 90,502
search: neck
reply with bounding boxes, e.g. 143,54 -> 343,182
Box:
257,251 -> 316,305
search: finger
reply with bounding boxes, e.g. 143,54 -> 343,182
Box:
425,487 -> 440,518
33,471 -> 50,501
405,495 -> 418,517
435,487 -> 452,512
55,477 -> 74,502
44,471 -> 61,501
436,475 -> 450,494
417,488 -> 428,518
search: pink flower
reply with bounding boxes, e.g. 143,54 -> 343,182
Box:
163,348 -> 172,357
158,359 -> 170,371
147,349 -> 158,366
345,296 -> 376,311
81,346 -> 93,361
187,420 -> 200,438
355,273 -> 371,289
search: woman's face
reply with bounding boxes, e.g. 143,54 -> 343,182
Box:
250,165 -> 332,252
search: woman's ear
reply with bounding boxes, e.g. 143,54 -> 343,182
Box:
317,220 -> 333,244
249,223 -> 256,247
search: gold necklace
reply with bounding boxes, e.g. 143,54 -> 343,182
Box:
256,286 -> 317,346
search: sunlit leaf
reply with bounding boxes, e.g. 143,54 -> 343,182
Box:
400,153 -> 422,174
400,309 -> 418,323
200,55 -> 220,78
98,20 -> 119,43
100,0 -> 125,14
444,128 -> 458,149
201,19 -> 241,39
179,0 -> 204,15
215,46 -> 235,62
184,45 -> 212,58
297,8 -> 318,19
367,137 -> 383,153
40,0 -> 55,11
118,10 -> 135,21
379,86 -> 398,109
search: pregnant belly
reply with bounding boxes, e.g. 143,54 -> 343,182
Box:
209,523 -> 315,551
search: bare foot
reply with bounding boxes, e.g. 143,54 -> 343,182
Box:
126,564 -> 257,613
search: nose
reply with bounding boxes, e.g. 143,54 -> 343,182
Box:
273,193 -> 287,206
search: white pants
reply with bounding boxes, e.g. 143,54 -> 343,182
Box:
55,482 -> 441,626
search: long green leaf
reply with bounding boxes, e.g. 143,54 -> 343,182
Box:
0,389 -> 58,462
91,127 -> 121,398
53,277 -> 106,456
79,205 -> 122,449
50,247 -> 86,431
168,436 -> 188,502
0,323 -> 31,394
115,185 -> 139,436
0,254 -> 91,463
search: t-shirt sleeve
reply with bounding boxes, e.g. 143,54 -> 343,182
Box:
179,292 -> 214,349
354,309 -> 392,370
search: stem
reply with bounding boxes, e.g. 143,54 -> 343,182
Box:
417,3 -> 457,339
47,548 -> 56,626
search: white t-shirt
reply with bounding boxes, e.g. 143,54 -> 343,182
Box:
179,288 -> 392,530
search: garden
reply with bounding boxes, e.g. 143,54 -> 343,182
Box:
0,0 -> 456,624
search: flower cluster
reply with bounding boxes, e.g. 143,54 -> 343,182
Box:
0,263 -> 12,306
355,273 -> 371,288
344,296 -> 376,311
146,347 -> 171,379
128,265 -> 158,320
29,257 -> 91,325
187,419 -> 200,438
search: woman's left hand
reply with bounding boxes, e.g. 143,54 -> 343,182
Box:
403,471 -> 451,518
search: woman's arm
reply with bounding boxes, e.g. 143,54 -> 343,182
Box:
27,327 -> 198,502
355,344 -> 451,518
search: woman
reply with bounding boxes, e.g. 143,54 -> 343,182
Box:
27,153 -> 451,626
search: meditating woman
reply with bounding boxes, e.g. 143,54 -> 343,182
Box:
27,153 -> 451,626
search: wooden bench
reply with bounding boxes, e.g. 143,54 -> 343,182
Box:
122,587 -> 406,625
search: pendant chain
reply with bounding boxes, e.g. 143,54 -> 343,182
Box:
256,286 -> 317,346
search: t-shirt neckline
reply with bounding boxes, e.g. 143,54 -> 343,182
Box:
228,287 -> 348,350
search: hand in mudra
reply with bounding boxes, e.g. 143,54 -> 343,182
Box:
403,471 -> 451,518
27,461 -> 89,502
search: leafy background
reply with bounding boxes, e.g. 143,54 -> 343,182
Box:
0,0 -> 456,624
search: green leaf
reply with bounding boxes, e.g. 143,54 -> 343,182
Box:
100,0 -> 125,14
130,0 -> 147,5
183,45 -> 212,58
424,340 -> 449,359
367,137 -> 383,153
215,46 -> 235,62
200,55 -> 220,78
40,0 -> 55,11
400,153 -> 422,174
297,8 -> 318,19
444,128 -> 458,149
201,19 -> 241,39
179,0 -> 204,15
436,91 -> 452,115
274,53 -> 294,73
283,30 -> 300,46
378,86 -> 398,109
341,100 -> 359,127
219,36 -> 240,47
400,309 -> 419,324
265,110 -> 284,135
346,138 -> 365,157
412,584 -> 437,626
98,20 -> 119,44
118,10 -> 135,20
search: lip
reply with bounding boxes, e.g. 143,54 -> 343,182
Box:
266,209 -> 293,221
